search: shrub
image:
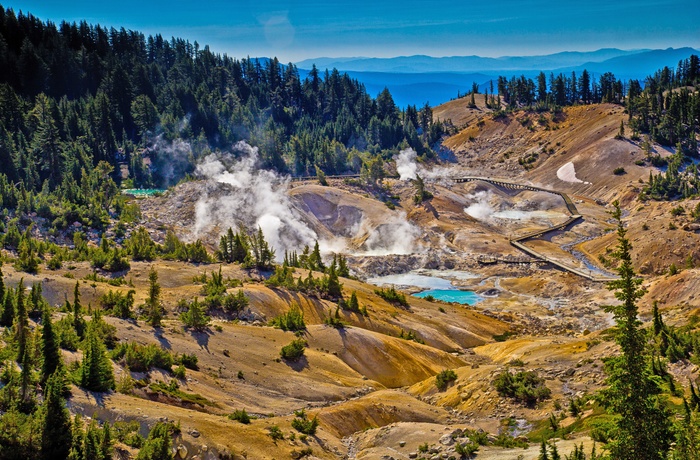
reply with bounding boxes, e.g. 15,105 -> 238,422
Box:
493,370 -> 551,407
110,343 -> 174,372
670,205 -> 685,216
455,441 -> 479,456
173,364 -> 186,379
268,425 -> 284,441
280,338 -> 307,360
374,287 -> 409,307
100,289 -> 135,319
47,256 -> 62,270
435,369 -> 458,390
113,420 -> 144,448
229,409 -> 251,424
291,409 -> 319,435
223,289 -> 249,312
492,331 -> 515,342
613,167 -> 626,175
271,304 -> 306,331
178,353 -> 198,370
291,448 -> 313,459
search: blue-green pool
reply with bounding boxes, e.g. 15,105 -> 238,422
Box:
413,289 -> 482,305
122,189 -> 166,197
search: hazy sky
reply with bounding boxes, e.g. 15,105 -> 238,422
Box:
7,0 -> 700,62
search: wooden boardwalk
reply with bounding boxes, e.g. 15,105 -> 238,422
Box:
454,177 -> 617,282
287,172 -> 616,282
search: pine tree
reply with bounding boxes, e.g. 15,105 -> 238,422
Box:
598,201 -> 672,459
652,300 -> 665,335
79,322 -> 114,392
72,281 -> 85,339
249,227 -> 275,270
348,291 -> 359,312
68,414 -> 85,460
323,262 -> 343,300
40,307 -> 61,384
146,267 -> 162,327
136,422 -> 174,460
0,267 -> 5,306
180,298 -> 210,331
308,240 -> 325,272
539,439 -> 549,460
100,423 -> 112,460
337,254 -> 350,278
40,372 -> 72,460
549,441 -> 560,460
1,286 -> 15,327
15,278 -> 29,361
19,339 -> 34,410
83,419 -> 103,460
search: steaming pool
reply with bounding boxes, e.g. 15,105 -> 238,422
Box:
367,270 -> 483,305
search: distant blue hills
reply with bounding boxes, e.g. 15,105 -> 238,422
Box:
296,48 -> 699,107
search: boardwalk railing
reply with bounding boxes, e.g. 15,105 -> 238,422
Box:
288,173 -> 616,281
453,177 -> 617,282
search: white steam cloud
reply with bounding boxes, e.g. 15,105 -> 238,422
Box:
395,147 -> 452,183
463,191 -> 496,220
396,148 -> 418,180
194,142 -> 319,259
359,213 -> 423,256
192,142 -> 422,260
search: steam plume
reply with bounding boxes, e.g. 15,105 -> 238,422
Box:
193,142 -> 319,259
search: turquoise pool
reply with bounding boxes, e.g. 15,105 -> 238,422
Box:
413,289 -> 482,305
122,189 -> 166,197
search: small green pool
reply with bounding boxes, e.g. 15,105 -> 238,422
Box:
413,289 -> 482,305
122,189 -> 166,197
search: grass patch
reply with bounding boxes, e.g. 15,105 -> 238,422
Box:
149,380 -> 214,407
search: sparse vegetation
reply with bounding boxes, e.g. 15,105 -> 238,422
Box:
374,287 -> 409,307
271,304 -> 306,331
280,338 -> 308,360
435,369 -> 458,390
493,370 -> 551,407
291,409 -> 319,435
229,409 -> 252,424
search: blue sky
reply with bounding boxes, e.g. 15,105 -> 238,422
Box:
6,0 -> 700,62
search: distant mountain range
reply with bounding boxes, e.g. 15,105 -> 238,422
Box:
296,48 -> 699,107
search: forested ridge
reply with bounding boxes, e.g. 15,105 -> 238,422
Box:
0,4 -> 444,230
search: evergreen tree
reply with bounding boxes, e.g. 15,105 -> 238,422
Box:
72,281 -> 85,339
67,415 -> 85,460
136,422 -> 174,460
180,298 -> 210,331
19,338 -> 35,410
337,254 -> 350,278
40,307 -> 61,384
0,267 -> 5,305
1,286 -> 16,327
39,372 -> 72,460
79,322 -> 114,392
308,240 -> 325,271
145,267 -> 163,327
248,227 -> 275,270
323,262 -> 343,300
598,201 -> 671,459
15,278 -> 29,361
348,291 -> 359,312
